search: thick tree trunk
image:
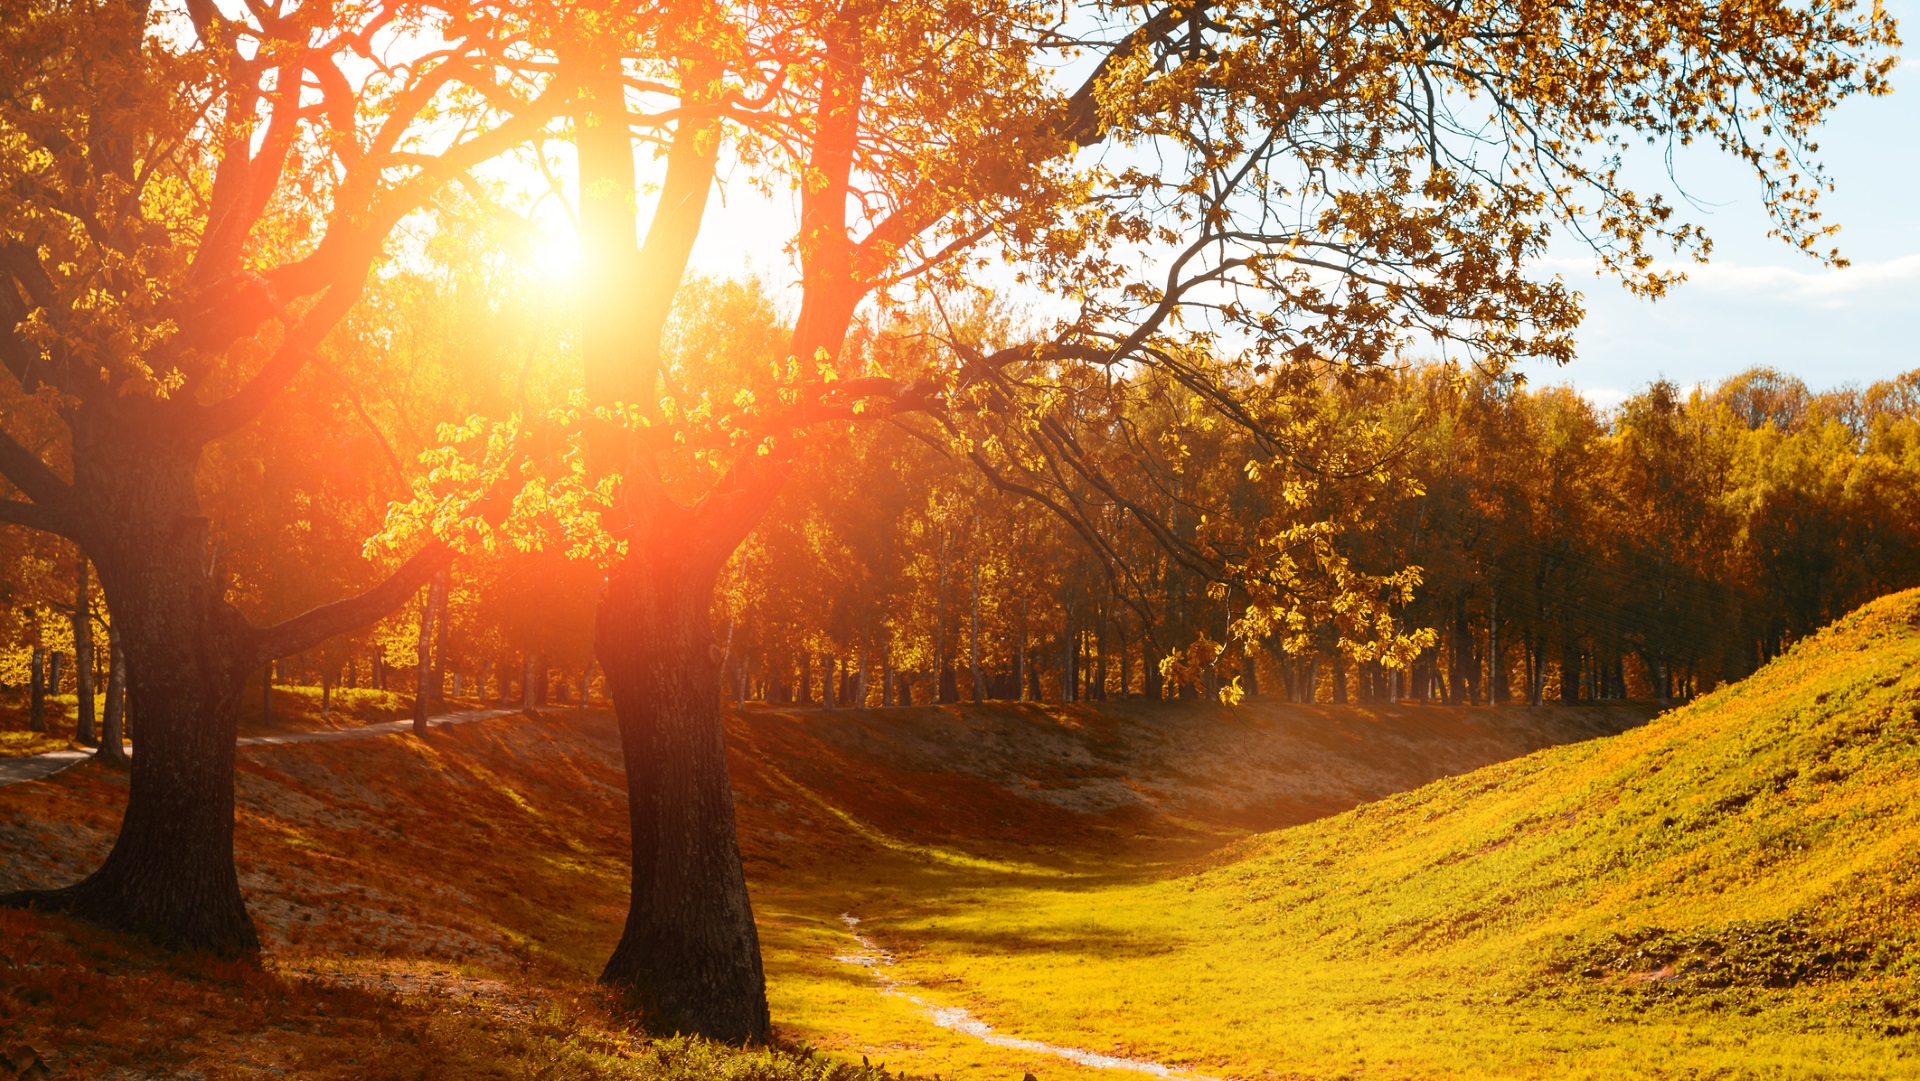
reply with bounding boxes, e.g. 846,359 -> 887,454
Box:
4,439 -> 259,952
595,537 -> 769,1043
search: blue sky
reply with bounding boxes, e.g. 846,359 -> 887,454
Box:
1547,1 -> 1917,405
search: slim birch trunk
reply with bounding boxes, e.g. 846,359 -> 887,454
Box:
969,538 -> 984,703
72,558 -> 97,745
412,570 -> 447,734
28,644 -> 46,734
97,624 -> 128,764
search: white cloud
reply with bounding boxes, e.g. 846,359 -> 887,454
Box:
1675,253 -> 1920,302
1576,385 -> 1629,410
1539,252 -> 1920,308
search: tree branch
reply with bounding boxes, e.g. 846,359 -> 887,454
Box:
186,284 -> 357,444
264,77 -> 573,304
252,542 -> 451,661
0,425 -> 73,511
0,498 -> 72,538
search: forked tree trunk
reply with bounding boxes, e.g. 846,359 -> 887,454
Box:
595,534 -> 770,1043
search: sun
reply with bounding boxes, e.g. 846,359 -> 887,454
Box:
524,202 -> 582,285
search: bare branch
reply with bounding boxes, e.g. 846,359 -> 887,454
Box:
0,424 -> 73,511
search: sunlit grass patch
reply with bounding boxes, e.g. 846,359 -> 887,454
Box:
8,610 -> 1917,1080
0,728 -> 69,758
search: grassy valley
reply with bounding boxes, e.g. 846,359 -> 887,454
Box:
4,593 -> 1920,1078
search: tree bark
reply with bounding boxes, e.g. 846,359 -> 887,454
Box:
2,407 -> 449,954
430,571 -> 450,712
969,532 -> 985,703
854,643 -> 867,709
1560,637 -> 1583,705
595,532 -> 769,1043
412,569 -> 447,735
1487,589 -> 1506,705
28,644 -> 45,734
73,557 -> 98,746
3,438 -> 260,952
97,624 -> 128,765
1061,607 -> 1076,702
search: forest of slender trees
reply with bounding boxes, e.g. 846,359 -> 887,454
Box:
713,356 -> 1920,712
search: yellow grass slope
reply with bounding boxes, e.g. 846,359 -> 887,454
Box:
825,590 -> 1920,1081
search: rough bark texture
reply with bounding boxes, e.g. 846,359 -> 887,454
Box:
3,432 -> 259,953
595,529 -> 771,1044
2,411 -> 447,952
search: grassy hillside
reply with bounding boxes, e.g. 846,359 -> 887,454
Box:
4,591 -> 1915,1079
830,590 -> 1920,1080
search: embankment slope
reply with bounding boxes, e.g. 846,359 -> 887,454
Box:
833,590 -> 1920,1080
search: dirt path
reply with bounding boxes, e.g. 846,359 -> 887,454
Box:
834,914 -> 1222,1081
0,708 -> 520,788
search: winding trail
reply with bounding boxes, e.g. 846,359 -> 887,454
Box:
0,708 -> 520,788
834,914 -> 1221,1081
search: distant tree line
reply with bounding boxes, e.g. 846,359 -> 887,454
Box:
714,360 -> 1920,709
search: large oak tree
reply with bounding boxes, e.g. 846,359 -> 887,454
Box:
0,0 -> 557,950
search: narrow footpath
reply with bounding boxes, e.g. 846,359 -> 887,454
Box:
0,708 -> 520,788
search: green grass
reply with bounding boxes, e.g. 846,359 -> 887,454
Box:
9,595 -> 1920,1078
765,590 -> 1920,1079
